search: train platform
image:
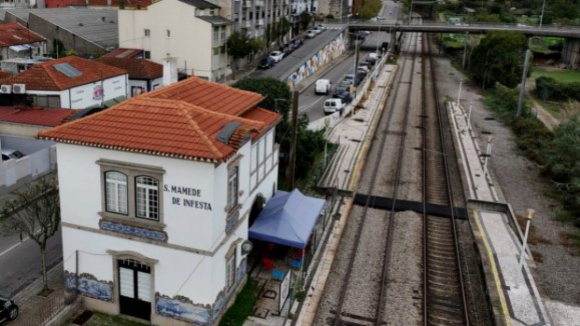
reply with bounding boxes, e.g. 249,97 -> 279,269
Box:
448,101 -> 554,326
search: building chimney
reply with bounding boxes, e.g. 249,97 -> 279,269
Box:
163,57 -> 178,86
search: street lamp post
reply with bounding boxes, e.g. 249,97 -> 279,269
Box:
408,0 -> 414,24
539,0 -> 546,29
457,78 -> 463,107
515,209 -> 535,288
482,135 -> 493,177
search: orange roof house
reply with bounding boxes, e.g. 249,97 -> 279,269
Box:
96,57 -> 162,80
39,77 -> 281,162
1,56 -> 126,92
0,23 -> 47,59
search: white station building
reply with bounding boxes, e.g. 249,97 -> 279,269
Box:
39,77 -> 281,325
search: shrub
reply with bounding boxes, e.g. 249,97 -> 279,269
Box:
536,76 -> 580,102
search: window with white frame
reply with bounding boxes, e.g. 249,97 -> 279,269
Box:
105,171 -> 128,214
99,160 -> 165,227
226,249 -> 236,290
227,167 -> 239,211
136,176 -> 159,220
213,27 -> 220,44
220,28 -> 226,42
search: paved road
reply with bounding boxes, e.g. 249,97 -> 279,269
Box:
251,28 -> 346,81
0,228 -> 63,297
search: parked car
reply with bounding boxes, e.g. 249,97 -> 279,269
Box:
0,296 -> 19,324
293,39 -> 304,48
333,90 -> 353,104
315,79 -> 332,95
364,59 -> 376,67
323,98 -> 346,114
259,57 -> 275,69
313,27 -> 323,35
357,65 -> 370,73
333,85 -> 349,96
356,69 -> 368,80
316,24 -> 326,31
306,31 -> 316,38
1,149 -> 25,162
269,51 -> 284,63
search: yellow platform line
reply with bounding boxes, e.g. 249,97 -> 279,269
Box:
472,208 -> 512,326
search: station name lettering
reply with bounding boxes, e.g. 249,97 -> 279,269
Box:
163,185 -> 212,211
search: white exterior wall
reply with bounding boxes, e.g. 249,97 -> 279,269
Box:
119,0 -> 229,81
24,74 -> 128,109
57,123 -> 278,323
128,79 -> 147,97
57,143 -> 217,250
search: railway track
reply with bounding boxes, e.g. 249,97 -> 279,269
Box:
317,24 -> 482,325
327,28 -> 421,326
421,37 -> 470,325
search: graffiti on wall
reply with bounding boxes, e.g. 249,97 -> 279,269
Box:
64,270 -> 114,302
287,31 -> 347,88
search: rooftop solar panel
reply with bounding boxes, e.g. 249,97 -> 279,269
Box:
54,63 -> 82,77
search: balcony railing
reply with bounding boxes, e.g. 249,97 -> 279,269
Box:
255,0 -> 264,6
256,18 -> 264,26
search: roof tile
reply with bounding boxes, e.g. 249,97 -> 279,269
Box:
96,57 -> 162,80
0,106 -> 75,127
0,23 -> 45,47
38,78 -> 281,162
142,76 -> 265,116
1,56 -> 127,91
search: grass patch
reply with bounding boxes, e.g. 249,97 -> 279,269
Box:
555,210 -> 575,222
219,279 -> 257,326
531,67 -> 580,83
82,313 -> 148,326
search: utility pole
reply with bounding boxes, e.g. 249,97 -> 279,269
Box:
288,90 -> 299,190
517,47 -> 531,117
539,0 -> 546,29
462,32 -> 468,69
353,38 -> 360,89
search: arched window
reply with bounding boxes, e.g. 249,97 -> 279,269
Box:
136,176 -> 159,220
105,171 -> 128,214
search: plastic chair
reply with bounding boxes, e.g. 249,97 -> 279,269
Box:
262,258 -> 275,270
272,269 -> 285,281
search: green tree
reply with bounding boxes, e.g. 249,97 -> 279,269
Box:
227,32 -> 254,77
469,31 -> 529,89
0,175 -> 60,294
551,0 -> 580,20
278,16 -> 291,43
300,11 -> 312,31
232,77 -> 326,180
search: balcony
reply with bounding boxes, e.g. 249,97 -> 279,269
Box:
241,20 -> 252,28
255,0 -> 264,6
256,18 -> 264,26
243,0 -> 252,7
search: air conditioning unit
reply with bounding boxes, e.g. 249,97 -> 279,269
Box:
0,85 -> 11,94
12,84 -> 26,94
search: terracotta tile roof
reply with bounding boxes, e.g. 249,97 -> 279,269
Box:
0,23 -> 45,47
0,71 -> 12,80
142,77 -> 265,116
102,48 -> 143,59
0,106 -> 75,127
96,57 -> 162,80
241,107 -> 282,137
38,96 -> 280,162
1,56 -> 127,91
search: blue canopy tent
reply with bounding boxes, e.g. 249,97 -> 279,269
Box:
249,189 -> 325,249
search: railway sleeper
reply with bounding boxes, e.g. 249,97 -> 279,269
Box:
428,314 -> 465,326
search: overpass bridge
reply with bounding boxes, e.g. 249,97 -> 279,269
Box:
341,20 -> 580,69
346,21 -> 580,38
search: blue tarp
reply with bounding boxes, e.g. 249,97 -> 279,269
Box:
248,189 -> 325,249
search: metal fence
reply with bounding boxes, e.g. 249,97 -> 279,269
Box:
15,289 -> 78,326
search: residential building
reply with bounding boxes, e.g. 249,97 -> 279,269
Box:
0,106 -> 73,137
0,23 -> 47,60
38,76 -> 281,324
96,57 -> 163,97
210,0 -> 292,40
44,0 -> 152,9
2,8 -> 119,56
118,0 -> 233,82
102,48 -> 144,59
0,56 -> 128,109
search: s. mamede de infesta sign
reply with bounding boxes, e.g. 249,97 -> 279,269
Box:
164,184 -> 212,211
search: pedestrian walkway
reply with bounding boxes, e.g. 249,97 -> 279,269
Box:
449,101 -> 552,326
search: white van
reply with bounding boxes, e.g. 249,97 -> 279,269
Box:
315,79 -> 331,95
323,99 -> 345,114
